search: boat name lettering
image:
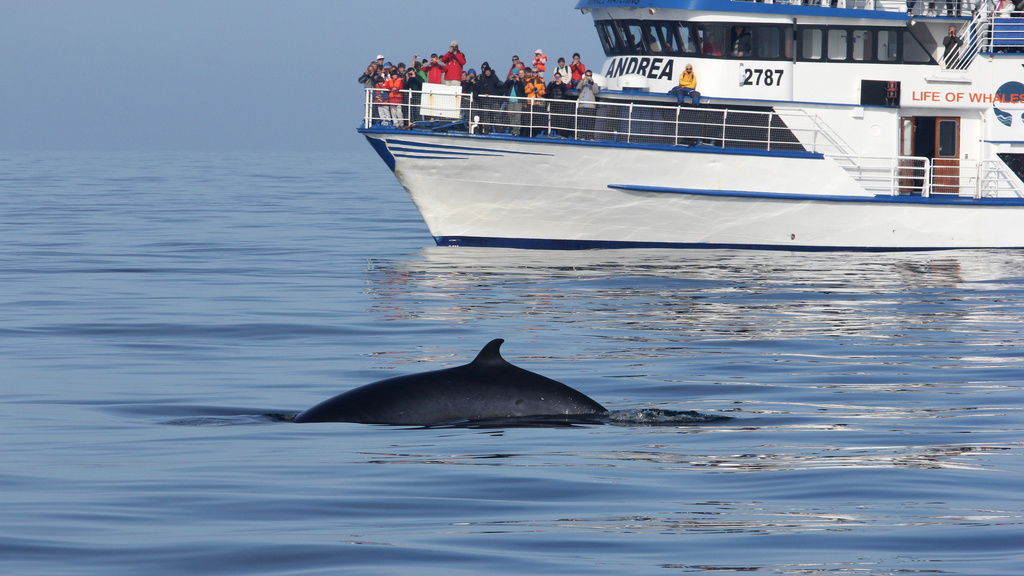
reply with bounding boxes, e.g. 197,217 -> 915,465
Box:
603,57 -> 675,81
910,90 -> 1024,104
742,69 -> 785,87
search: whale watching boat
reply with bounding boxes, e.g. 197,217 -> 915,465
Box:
360,0 -> 1024,250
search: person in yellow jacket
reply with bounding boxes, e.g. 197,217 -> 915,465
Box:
670,63 -> 700,106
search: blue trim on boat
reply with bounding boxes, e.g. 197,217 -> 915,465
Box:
359,127 -> 822,160
573,0 -> 942,21
609,184 -> 1024,206
384,138 -> 555,156
435,235 -> 999,251
365,135 -> 395,172
393,154 -> 470,160
390,146 -> 502,157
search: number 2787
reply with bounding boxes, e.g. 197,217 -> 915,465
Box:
742,69 -> 784,86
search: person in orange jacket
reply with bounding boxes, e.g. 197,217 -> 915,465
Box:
532,49 -> 547,80
524,67 -> 547,136
382,68 -> 405,127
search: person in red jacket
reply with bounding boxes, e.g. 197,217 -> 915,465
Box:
569,53 -> 586,87
441,41 -> 466,86
423,53 -> 447,84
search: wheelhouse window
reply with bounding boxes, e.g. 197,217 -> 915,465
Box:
756,26 -> 791,60
903,30 -> 933,63
594,20 -> 931,64
801,28 -> 824,60
698,24 -> 729,57
730,26 -> 753,57
644,22 -> 681,54
678,23 -> 700,54
828,29 -> 848,61
877,30 -> 898,62
852,30 -> 872,61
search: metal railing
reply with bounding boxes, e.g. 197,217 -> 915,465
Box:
363,88 -> 1024,198
834,154 -> 1024,198
364,88 -> 838,154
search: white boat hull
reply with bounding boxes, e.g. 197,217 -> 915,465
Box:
365,131 -> 1024,250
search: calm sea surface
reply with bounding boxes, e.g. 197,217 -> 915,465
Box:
1,150 -> 1022,575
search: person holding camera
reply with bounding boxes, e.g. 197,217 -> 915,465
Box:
424,54 -> 446,84
576,70 -> 599,140
503,70 -> 527,137
404,68 -> 424,125
570,53 -> 586,88
943,26 -> 963,68
441,41 -> 466,87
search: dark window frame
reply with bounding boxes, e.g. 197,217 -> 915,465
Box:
594,20 -> 934,65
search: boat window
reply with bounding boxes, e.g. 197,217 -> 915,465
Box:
852,30 -> 872,61
597,22 -> 619,55
828,29 -> 848,61
938,120 -> 958,157
877,30 -> 898,62
731,26 -> 753,57
698,24 -> 730,57
626,23 -> 646,53
903,30 -> 933,63
757,27 -> 781,59
801,28 -> 824,60
678,23 -> 699,54
645,22 -> 680,54
755,26 -> 792,60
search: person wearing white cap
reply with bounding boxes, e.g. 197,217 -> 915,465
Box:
533,49 -> 547,80
441,41 -> 465,87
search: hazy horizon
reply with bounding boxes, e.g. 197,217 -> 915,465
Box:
0,0 -> 604,153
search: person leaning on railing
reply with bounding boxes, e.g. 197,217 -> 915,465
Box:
475,64 -> 504,134
503,70 -> 527,137
383,68 -> 405,128
524,68 -> 547,137
576,70 -> 599,141
404,68 -> 424,125
546,72 -> 572,136
361,63 -> 382,123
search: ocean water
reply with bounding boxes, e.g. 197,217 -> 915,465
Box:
1,150 -> 1022,575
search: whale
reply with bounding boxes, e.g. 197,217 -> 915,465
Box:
294,339 -> 607,425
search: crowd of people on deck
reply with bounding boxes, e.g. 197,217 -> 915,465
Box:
359,42 -> 595,134
360,41 -> 712,140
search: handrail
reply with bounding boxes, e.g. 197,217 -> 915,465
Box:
364,87 -> 829,153
362,88 -> 1024,198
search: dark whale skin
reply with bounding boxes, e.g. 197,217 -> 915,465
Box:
294,339 -> 606,425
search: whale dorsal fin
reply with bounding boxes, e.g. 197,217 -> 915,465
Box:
471,338 -> 508,366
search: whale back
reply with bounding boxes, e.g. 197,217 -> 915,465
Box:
294,339 -> 606,424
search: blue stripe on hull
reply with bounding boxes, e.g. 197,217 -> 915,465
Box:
433,236 -> 1004,252
610,184 -> 1024,206
359,128 -> 822,159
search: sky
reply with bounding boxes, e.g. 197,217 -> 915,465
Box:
0,0 -> 604,152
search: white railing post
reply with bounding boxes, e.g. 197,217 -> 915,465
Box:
721,109 -> 728,148
572,100 -> 577,140
627,102 -> 633,143
364,88 -> 372,128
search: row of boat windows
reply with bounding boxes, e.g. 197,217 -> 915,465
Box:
596,20 -> 933,64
